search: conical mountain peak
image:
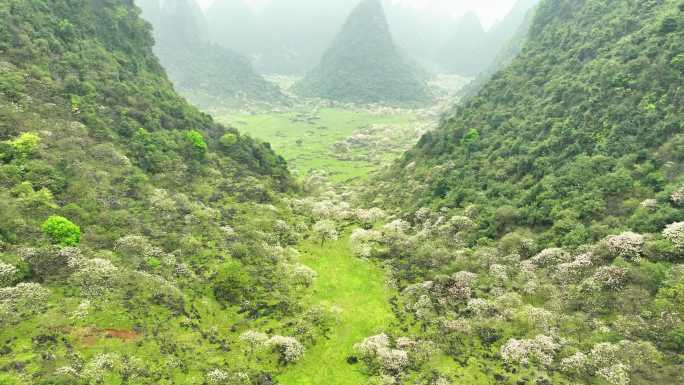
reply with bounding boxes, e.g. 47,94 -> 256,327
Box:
294,0 -> 431,105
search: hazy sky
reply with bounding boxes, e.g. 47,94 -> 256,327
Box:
197,0 -> 519,30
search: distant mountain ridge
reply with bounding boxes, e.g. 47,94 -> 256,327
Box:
436,0 -> 540,76
136,0 -> 283,106
437,11 -> 488,76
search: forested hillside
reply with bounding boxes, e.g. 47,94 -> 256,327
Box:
345,1 -> 684,384
376,0 -> 684,247
0,1 -> 320,383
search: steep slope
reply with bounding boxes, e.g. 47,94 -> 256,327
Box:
206,0 -> 262,56
0,1 -> 312,383
157,0 -> 209,44
375,0 -> 684,247
255,0 -> 356,74
294,0 -> 431,105
139,0 -> 283,106
481,0 -> 541,67
437,12 -> 488,76
438,0 -> 540,76
456,1 -> 540,102
383,0 -> 456,70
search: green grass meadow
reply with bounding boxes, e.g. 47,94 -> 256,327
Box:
278,235 -> 396,385
216,107 -> 416,181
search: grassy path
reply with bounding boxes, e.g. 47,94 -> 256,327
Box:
278,236 -> 396,385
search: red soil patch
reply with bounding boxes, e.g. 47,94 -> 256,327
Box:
73,327 -> 142,346
104,328 -> 142,341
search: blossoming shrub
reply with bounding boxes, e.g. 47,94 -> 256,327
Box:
312,219 -> 339,244
500,335 -> 561,367
0,282 -> 50,324
0,262 -> 18,288
663,222 -> 684,249
606,232 -> 644,262
268,335 -> 305,364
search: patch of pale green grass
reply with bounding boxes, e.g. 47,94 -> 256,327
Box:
278,235 -> 396,385
216,107 -> 416,182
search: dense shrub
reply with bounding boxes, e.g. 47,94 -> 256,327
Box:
41,216 -> 80,246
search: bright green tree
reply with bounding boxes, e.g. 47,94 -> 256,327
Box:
185,130 -> 208,158
7,132 -> 40,158
41,216 -> 81,246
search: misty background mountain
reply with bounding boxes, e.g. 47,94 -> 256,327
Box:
140,0 -> 539,81
136,0 -> 283,107
293,0 -> 431,105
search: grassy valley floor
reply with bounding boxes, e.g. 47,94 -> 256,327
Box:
277,235 -> 396,385
215,107 -> 419,182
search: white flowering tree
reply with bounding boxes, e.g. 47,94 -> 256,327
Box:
0,282 -> 50,325
500,335 -> 561,367
355,207 -> 387,228
670,186 -> 684,206
663,222 -> 684,249
0,263 -> 18,288
313,220 -> 339,245
69,257 -> 121,298
606,232 -> 644,262
206,369 -> 230,385
289,264 -> 317,287
355,333 -> 409,376
350,228 -> 382,258
268,335 -> 305,364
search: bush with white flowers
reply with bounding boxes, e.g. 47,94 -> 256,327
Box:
598,363 -> 631,385
445,271 -> 477,303
529,248 -> 570,268
640,199 -> 658,210
312,220 -> 339,244
560,351 -> 588,374
69,258 -> 120,298
356,333 -> 391,357
606,232 -> 644,262
670,187 -> 684,206
355,207 -> 386,226
355,333 -> 409,374
290,264 -> 317,287
377,348 -> 409,372
500,335 -> 561,367
206,369 -> 230,384
0,262 -> 18,288
0,282 -> 50,324
518,305 -> 557,333
663,222 -> 684,248
81,353 -> 123,383
114,235 -> 158,258
592,266 -> 628,291
382,219 -> 411,235
268,335 -> 305,363
589,342 -> 620,367
553,252 -> 593,284
447,215 -> 474,233
350,228 -> 382,258
240,330 -> 269,348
